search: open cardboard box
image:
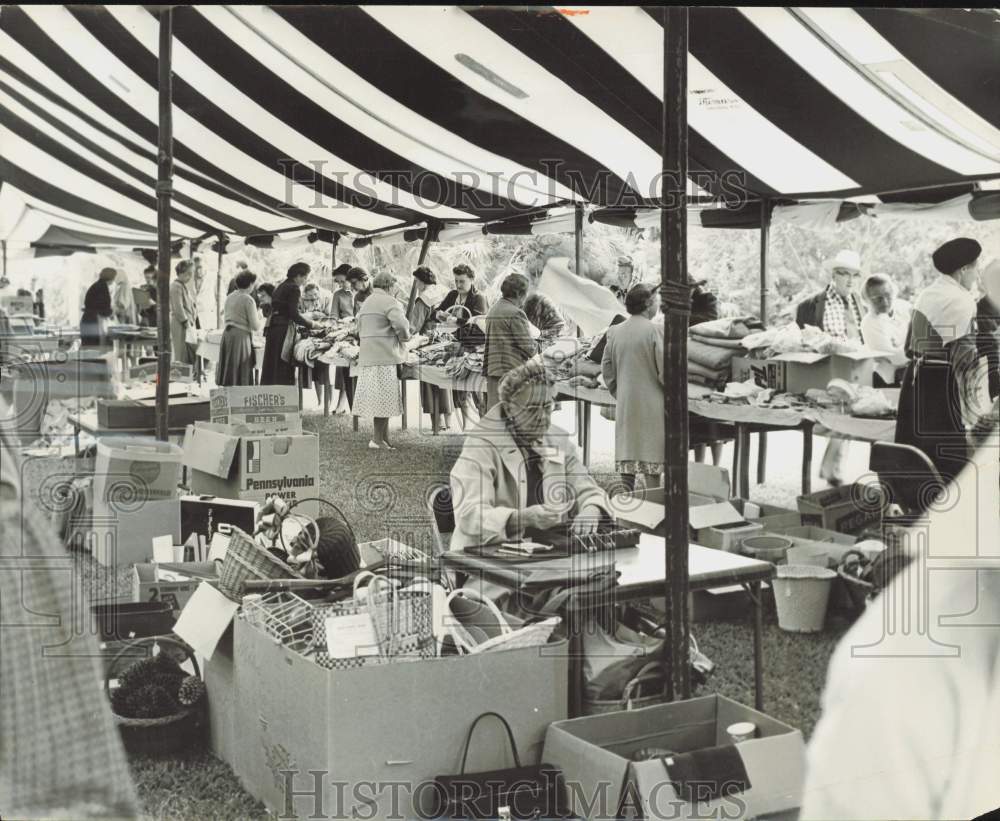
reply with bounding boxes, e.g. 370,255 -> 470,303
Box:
182,423 -> 319,516
543,694 -> 805,821
797,483 -> 886,536
732,350 -> 883,394
209,386 -> 302,434
231,615 -> 569,819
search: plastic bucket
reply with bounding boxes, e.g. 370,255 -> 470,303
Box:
785,544 -> 831,568
773,565 -> 837,632
741,534 -> 792,563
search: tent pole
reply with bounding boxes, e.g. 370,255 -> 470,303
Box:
574,203 -> 584,276
1,240 -> 6,279
405,225 -> 434,319
155,7 -> 174,443
661,5 -> 691,703
759,198 -> 771,323
330,232 -> 338,270
215,233 -> 224,328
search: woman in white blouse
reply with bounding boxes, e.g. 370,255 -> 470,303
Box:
216,269 -> 264,386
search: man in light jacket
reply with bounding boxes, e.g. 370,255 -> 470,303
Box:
169,260 -> 199,365
449,357 -> 610,552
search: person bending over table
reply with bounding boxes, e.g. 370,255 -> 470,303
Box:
260,262 -> 317,386
449,357 -> 610,552
330,263 -> 357,415
436,263 -> 489,428
484,273 -> 538,412
299,280 -> 336,414
408,265 -> 456,431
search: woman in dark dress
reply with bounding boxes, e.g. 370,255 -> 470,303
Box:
895,238 -> 983,483
260,262 -> 317,386
80,267 -> 117,349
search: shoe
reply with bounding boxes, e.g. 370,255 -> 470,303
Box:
368,440 -> 381,450
381,443 -> 397,450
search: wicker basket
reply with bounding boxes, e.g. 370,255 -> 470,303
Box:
583,662 -> 667,715
104,636 -> 205,756
218,526 -> 302,602
837,567 -> 874,614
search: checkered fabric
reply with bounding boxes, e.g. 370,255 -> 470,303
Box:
0,430 -> 138,818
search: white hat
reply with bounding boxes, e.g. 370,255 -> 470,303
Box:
825,250 -> 861,273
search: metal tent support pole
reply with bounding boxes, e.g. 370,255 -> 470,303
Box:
215,233 -> 224,328
661,5 -> 691,703
574,203 -> 584,277
155,8 -> 174,442
759,198 -> 771,324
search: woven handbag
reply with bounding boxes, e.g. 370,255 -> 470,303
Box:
362,574 -> 435,660
217,526 -> 301,602
311,598 -> 386,671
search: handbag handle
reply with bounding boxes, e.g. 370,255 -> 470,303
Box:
446,588 -> 512,636
622,662 -> 666,710
459,712 -> 523,775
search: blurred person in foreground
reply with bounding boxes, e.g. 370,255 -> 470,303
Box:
802,395 -> 1000,820
796,249 -> 866,486
484,273 -> 537,411
355,271 -> 410,450
976,258 -> 1000,403
449,356 -> 611,552
860,273 -> 911,387
895,238 -> 983,483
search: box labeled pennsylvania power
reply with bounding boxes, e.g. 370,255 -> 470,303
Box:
182,423 -> 319,516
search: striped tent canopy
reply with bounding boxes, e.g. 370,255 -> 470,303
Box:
3,6 -> 1000,246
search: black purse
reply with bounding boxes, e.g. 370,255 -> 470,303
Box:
434,712 -> 568,820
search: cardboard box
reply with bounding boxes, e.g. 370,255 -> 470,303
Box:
733,351 -> 880,394
93,437 -> 183,504
132,562 -> 204,617
0,295 -> 35,315
796,483 -> 886,536
13,352 -> 117,401
128,361 -> 195,383
543,694 -> 805,821
97,396 -> 210,430
203,625 -> 238,766
610,464 -> 732,534
232,616 -> 569,819
182,424 -> 319,516
88,498 -> 181,567
180,495 -> 258,548
209,386 -> 302,434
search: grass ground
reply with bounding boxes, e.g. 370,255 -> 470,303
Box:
38,397 -> 864,818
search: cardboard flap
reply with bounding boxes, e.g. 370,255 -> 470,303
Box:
608,497 -> 665,530
182,425 -> 240,477
543,723 -> 630,820
689,502 -> 744,531
688,463 -> 731,500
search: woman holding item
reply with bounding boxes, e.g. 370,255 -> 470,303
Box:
355,271 -> 411,449
408,265 -> 455,431
601,283 -> 664,493
216,269 -> 263,387
330,263 -> 357,414
260,262 -> 317,386
437,264 -> 489,427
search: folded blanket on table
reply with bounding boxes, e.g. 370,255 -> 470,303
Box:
689,317 -> 760,340
688,371 -> 728,389
690,333 -> 746,350
688,339 -> 740,370
687,359 -> 729,381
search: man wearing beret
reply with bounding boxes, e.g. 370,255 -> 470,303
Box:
895,237 -> 984,482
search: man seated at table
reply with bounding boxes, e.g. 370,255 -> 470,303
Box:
860,273 -> 911,387
449,357 -> 611,552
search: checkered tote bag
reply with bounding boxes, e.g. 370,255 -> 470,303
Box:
361,572 -> 436,661
310,597 -> 386,671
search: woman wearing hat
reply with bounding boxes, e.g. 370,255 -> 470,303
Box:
260,262 -> 318,385
355,271 -> 411,449
80,267 -> 117,349
895,238 -> 984,482
407,265 -> 455,431
797,250 -> 867,486
448,356 -> 610,552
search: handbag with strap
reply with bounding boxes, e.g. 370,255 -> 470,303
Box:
434,712 -> 568,820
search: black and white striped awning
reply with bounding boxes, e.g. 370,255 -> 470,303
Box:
2,6 -> 999,244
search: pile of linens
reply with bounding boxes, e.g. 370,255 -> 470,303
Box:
687,317 -> 763,388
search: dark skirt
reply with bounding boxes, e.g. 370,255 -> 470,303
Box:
895,358 -> 969,483
80,311 -> 109,349
419,382 -> 453,415
215,325 -> 255,386
300,361 -> 331,389
260,323 -> 297,386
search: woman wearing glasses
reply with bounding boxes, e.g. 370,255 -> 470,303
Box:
796,250 -> 867,486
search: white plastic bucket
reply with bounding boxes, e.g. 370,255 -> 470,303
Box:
785,544 -> 831,568
773,565 -> 837,633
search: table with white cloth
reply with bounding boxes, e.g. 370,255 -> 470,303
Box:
556,380 -> 900,497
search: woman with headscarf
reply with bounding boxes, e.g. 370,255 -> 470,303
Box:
260,262 -> 318,386
895,238 -> 985,482
80,267 -> 117,349
408,265 -> 455,432
449,356 -> 610,552
216,269 -> 263,386
355,271 -> 411,449
601,283 -> 665,492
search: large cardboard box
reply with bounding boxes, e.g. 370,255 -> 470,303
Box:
88,498 -> 182,567
732,351 -> 880,394
93,437 -> 183,504
127,361 -> 195,383
543,694 -> 805,821
97,396 -> 210,430
796,483 -> 886,536
209,386 -> 302,434
203,625 -> 238,766
131,562 -> 215,618
232,617 -> 569,819
182,424 -> 319,516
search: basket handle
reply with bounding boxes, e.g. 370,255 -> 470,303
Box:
282,497 -> 358,554
622,662 -> 667,710
103,634 -> 200,696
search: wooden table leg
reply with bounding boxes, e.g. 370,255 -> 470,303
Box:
568,609 -> 584,718
751,580 -> 764,711
430,385 -> 440,436
582,401 -> 592,467
756,431 -> 767,485
801,422 -> 813,495
576,400 -> 584,447
736,423 -> 751,499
